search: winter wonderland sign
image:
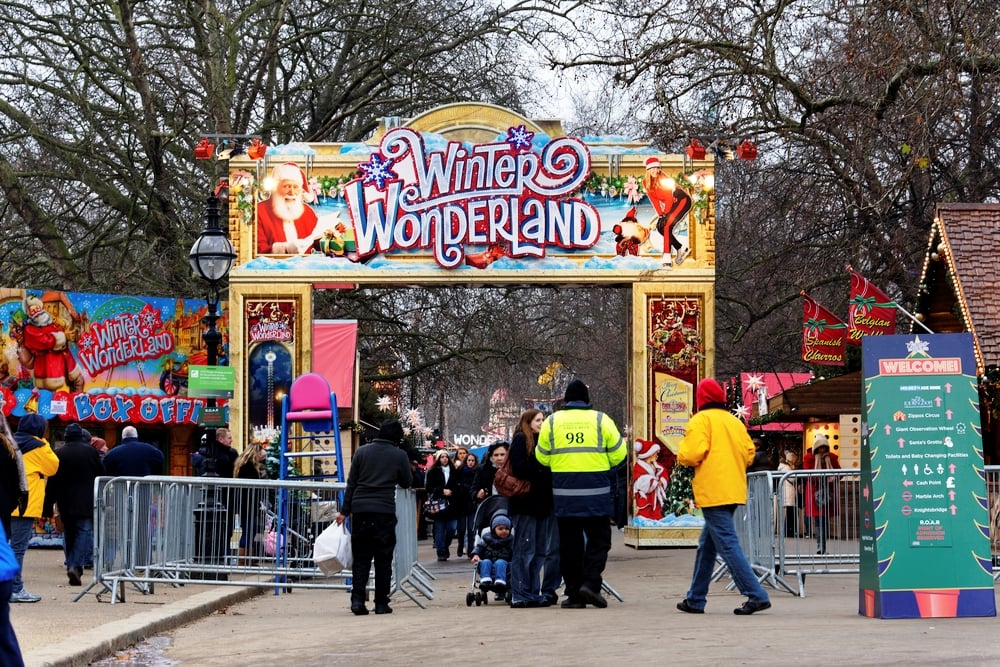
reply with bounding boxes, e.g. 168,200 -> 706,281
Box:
343,126 -> 599,268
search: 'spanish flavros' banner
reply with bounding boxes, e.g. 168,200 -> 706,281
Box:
848,266 -> 897,343
859,333 -> 995,619
0,288 -> 225,424
344,127 -> 600,268
801,292 -> 847,366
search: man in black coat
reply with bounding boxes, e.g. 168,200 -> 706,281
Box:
103,425 -> 164,476
44,423 -> 104,585
335,420 -> 412,616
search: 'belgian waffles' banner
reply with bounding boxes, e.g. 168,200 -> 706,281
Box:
848,266 -> 897,344
859,333 -> 996,619
801,292 -> 847,366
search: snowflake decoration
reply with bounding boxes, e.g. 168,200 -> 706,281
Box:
77,332 -> 96,353
376,395 -> 393,412
359,154 -> 397,190
403,408 -> 423,428
744,374 -> 765,393
906,335 -> 930,356
506,125 -> 534,152
733,404 -> 751,421
138,304 -> 162,333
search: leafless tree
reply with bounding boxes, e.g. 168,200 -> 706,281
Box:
550,0 -> 1000,377
0,0 -> 569,295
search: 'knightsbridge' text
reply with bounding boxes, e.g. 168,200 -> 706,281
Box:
345,129 -> 600,268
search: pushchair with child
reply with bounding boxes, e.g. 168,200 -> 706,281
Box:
466,494 -> 511,607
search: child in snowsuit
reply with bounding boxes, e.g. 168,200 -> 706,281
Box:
470,514 -> 513,598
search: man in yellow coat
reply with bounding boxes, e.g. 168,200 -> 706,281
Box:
9,413 -> 59,603
675,378 -> 771,615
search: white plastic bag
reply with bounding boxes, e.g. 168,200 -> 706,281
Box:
313,522 -> 352,574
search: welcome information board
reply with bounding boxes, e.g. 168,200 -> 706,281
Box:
859,333 -> 996,618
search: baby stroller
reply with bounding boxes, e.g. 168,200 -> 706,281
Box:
466,494 -> 510,607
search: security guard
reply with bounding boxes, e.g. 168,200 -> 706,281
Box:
536,379 -> 625,609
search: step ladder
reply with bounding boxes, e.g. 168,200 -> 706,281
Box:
273,373 -> 345,582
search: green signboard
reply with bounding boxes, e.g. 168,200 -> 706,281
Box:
860,333 -> 996,618
187,365 -> 235,399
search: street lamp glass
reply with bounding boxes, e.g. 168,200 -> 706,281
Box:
188,195 -> 236,283
189,233 -> 235,282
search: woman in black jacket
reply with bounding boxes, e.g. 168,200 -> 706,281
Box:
425,450 -> 460,561
507,409 -> 560,607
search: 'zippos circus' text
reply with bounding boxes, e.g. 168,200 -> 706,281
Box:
344,127 -> 599,268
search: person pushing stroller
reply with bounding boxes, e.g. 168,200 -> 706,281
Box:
471,514 -> 513,599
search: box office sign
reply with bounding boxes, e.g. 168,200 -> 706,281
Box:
859,333 -> 996,619
0,287 -> 226,424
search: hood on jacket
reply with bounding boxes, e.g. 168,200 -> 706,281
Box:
17,413 -> 47,438
14,413 -> 48,455
695,378 -> 726,411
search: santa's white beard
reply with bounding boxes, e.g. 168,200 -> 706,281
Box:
30,311 -> 53,327
271,196 -> 305,222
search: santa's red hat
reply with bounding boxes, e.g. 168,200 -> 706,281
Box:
271,162 -> 315,203
634,439 -> 660,460
644,156 -> 661,170
624,206 -> 637,220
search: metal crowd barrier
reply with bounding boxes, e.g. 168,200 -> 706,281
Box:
733,467 -> 1000,597
77,476 -> 431,607
764,469 -> 862,596
987,466 -> 1000,582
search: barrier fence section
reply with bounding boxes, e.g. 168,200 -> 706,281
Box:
79,476 -> 431,607
739,467 -> 1000,597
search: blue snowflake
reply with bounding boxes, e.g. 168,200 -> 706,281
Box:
506,125 -> 534,151
359,154 -> 397,190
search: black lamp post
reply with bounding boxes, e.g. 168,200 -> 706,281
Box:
188,194 -> 236,476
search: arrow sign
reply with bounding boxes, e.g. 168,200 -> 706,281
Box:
950,504 -> 957,515
884,424 -> 892,435
946,409 -> 953,420
902,479 -> 913,487
898,437 -> 905,448
935,396 -> 942,407
949,490 -> 956,501
945,382 -> 952,393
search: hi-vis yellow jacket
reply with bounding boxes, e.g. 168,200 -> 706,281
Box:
677,407 -> 755,508
535,406 -> 625,517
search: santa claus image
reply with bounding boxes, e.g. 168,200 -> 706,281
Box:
633,439 -> 670,520
257,162 -> 321,254
18,295 -> 85,392
642,156 -> 692,268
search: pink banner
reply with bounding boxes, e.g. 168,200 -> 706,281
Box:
311,320 -> 357,408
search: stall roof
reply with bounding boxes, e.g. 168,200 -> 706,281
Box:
765,372 -> 862,422
923,204 -> 1000,372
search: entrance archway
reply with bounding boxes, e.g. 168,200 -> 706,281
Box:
226,103 -> 717,546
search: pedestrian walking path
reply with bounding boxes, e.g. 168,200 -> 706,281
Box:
15,530 -> 1000,666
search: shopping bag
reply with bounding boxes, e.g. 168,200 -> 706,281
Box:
313,522 -> 353,574
263,518 -> 284,557
422,498 -> 449,516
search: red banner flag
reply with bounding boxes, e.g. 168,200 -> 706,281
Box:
801,292 -> 847,366
847,266 -> 897,344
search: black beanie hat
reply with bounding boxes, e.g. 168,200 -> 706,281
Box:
378,420 -> 405,444
564,379 -> 590,404
64,423 -> 86,444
